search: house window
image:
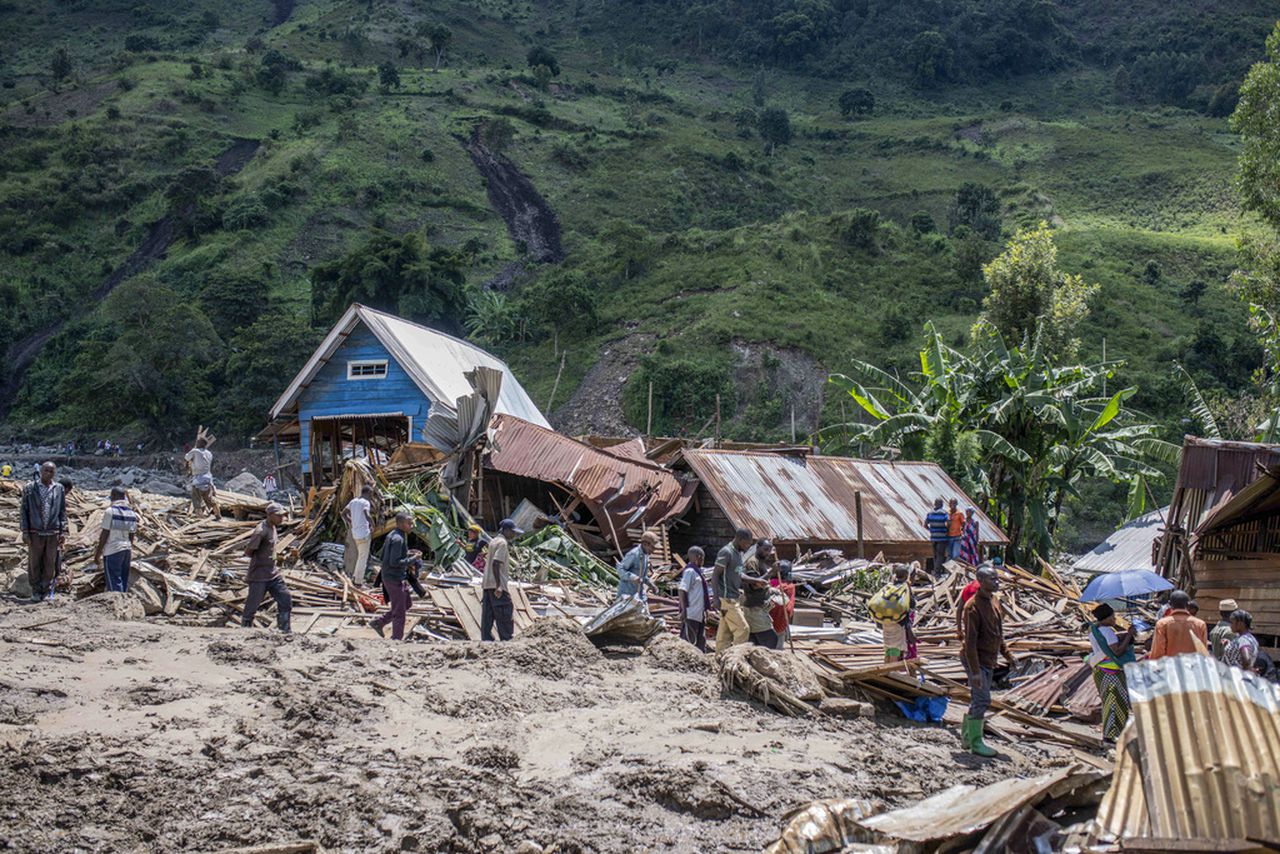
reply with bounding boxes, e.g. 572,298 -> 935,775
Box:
347,360 -> 388,380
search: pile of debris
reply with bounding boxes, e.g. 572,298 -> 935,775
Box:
767,653 -> 1280,853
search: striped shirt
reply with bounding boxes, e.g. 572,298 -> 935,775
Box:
925,510 -> 950,542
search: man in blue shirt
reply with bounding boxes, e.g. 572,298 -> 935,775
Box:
924,498 -> 951,577
617,531 -> 659,600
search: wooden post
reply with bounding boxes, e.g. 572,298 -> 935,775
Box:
646,381 -> 654,436
855,490 -> 865,560
790,406 -> 796,443
547,351 -> 566,412
715,393 -> 721,446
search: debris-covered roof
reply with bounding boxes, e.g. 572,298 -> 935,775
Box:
486,414 -> 697,549
681,450 -> 1008,545
268,304 -> 549,428
1071,506 -> 1168,575
1174,434 -> 1280,510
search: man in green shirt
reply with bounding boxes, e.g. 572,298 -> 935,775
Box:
713,528 -> 753,653
1209,598 -> 1238,660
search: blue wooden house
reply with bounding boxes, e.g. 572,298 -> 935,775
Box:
261,304 -> 549,484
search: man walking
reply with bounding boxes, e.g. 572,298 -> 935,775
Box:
924,498 -> 951,576
341,486 -> 376,587
241,502 -> 292,633
372,511 -> 421,641
20,462 -> 67,602
713,528 -> 753,652
184,437 -> 217,517
617,531 -> 659,600
1150,590 -> 1207,660
94,487 -> 138,593
678,546 -> 711,652
1209,598 -> 1238,660
481,518 -> 520,641
961,566 -> 1016,757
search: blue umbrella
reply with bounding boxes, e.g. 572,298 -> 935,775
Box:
1079,569 -> 1174,602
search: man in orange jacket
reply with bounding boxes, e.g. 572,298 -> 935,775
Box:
1150,590 -> 1208,659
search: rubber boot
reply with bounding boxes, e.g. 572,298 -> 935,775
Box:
959,715 -> 974,750
966,717 -> 997,757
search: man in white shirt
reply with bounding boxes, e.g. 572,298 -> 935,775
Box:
183,438 -> 216,516
94,487 -> 138,593
341,486 -> 376,586
678,546 -> 711,652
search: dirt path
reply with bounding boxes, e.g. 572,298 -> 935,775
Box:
0,139 -> 259,420
0,598 -> 1065,853
462,129 -> 563,290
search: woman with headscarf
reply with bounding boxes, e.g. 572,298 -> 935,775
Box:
1088,603 -> 1137,743
959,508 -> 981,565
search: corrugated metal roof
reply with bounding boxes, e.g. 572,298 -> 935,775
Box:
486,414 -> 696,549
1071,507 -> 1168,575
1097,654 -> 1280,842
269,304 -> 549,429
681,450 -> 1008,545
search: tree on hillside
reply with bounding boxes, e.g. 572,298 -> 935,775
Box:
839,88 -> 874,117
82,278 -> 221,436
222,307 -> 323,437
49,47 -> 72,88
600,219 -> 652,280
758,107 -> 791,153
977,222 -> 1097,359
907,30 -> 951,88
421,23 -> 453,71
948,182 -> 1002,240
378,62 -> 401,92
310,230 -> 467,331
828,321 -> 1176,561
164,165 -> 221,211
1112,65 -> 1132,102
526,46 -> 560,77
1228,22 -> 1280,440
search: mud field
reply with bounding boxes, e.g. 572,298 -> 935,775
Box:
0,595 -> 1069,853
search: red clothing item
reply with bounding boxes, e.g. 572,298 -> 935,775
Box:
770,579 -> 796,634
961,580 -> 981,602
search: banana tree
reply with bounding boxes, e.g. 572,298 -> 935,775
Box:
827,321 -> 1178,562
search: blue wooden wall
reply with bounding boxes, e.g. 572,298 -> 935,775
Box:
298,325 -> 430,473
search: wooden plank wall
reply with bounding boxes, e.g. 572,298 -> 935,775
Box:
1194,556 -> 1280,636
297,326 -> 430,473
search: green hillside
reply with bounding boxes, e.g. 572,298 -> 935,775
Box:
2,0 -> 1277,547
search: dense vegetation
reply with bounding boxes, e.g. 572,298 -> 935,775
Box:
2,0 -> 1278,551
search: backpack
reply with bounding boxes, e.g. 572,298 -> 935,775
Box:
868,582 -> 911,622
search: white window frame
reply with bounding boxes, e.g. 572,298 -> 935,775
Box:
347,359 -> 388,380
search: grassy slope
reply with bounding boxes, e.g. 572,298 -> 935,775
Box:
0,0 -> 1270,545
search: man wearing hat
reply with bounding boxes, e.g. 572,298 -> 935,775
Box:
241,502 -> 292,633
1209,598 -> 1238,661
617,531 -> 659,601
481,518 -> 521,641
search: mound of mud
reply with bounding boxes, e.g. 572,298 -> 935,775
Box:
489,617 -> 602,679
644,634 -> 712,674
614,765 -> 746,820
71,591 -> 146,622
206,636 -> 280,665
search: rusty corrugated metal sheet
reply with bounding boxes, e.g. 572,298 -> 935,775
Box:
1176,435 -> 1280,502
485,415 -> 696,548
856,765 -> 1101,844
1097,654 -> 1280,842
1071,507 -> 1167,575
681,450 -> 1008,545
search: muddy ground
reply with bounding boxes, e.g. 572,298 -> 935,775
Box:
0,596 -> 1069,853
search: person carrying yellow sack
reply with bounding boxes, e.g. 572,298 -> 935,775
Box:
869,564 -> 914,662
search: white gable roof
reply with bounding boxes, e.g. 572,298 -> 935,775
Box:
269,304 -> 550,428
